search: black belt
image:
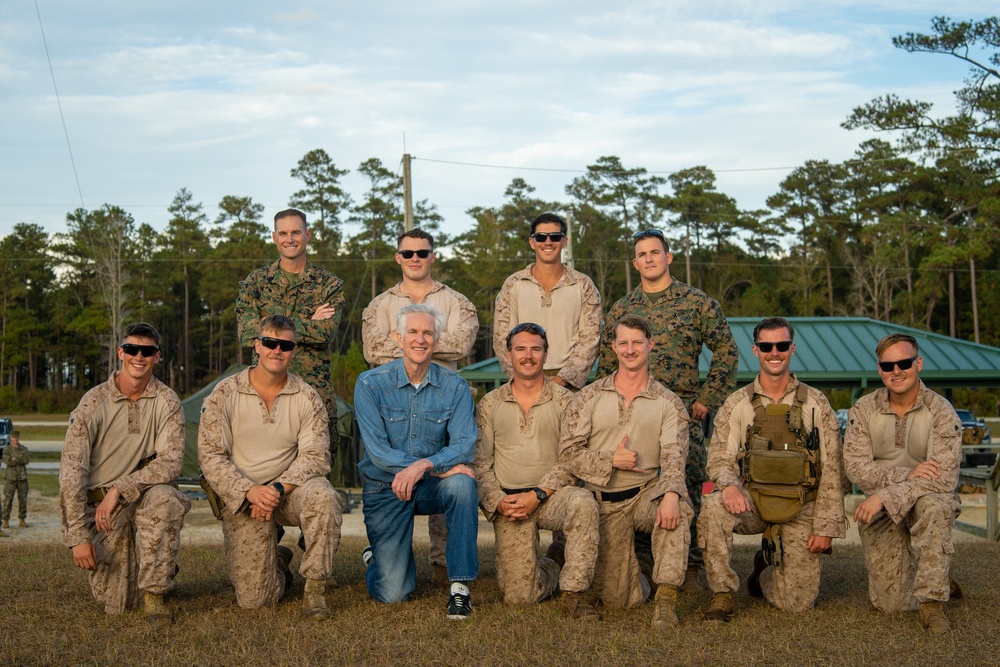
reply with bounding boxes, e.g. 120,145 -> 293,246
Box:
597,486 -> 642,503
501,486 -> 533,495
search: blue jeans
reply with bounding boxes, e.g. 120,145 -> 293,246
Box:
362,474 -> 479,603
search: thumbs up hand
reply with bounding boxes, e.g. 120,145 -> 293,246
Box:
612,435 -> 644,472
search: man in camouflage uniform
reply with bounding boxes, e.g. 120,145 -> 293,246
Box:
699,317 -> 845,621
199,315 -> 341,618
561,315 -> 692,630
58,323 -> 190,629
236,208 -> 344,441
494,212 -> 602,392
362,228 -> 478,587
474,323 -> 600,618
2,430 -> 30,531
598,229 -> 737,589
844,333 -> 963,635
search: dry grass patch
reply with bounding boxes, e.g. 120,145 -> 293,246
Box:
2,538 -> 999,666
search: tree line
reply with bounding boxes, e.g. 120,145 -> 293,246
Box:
1,16 -> 998,412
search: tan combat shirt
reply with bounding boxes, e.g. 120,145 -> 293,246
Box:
59,373 -> 185,548
707,374 -> 846,538
493,264 -> 602,389
361,280 -> 478,371
473,379 -> 577,520
559,373 -> 690,502
844,381 -> 962,524
198,369 -> 330,512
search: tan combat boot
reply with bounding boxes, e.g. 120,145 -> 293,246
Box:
652,586 -> 679,631
704,591 -> 734,623
19,519 -> 28,528
560,591 -> 601,620
680,565 -> 703,593
1,519 -> 8,530
302,578 -> 332,620
919,601 -> 951,635
0,528 -> 8,538
144,592 -> 172,631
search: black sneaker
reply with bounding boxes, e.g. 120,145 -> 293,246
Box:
447,582 -> 473,620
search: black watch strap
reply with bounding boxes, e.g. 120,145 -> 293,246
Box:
533,487 -> 548,503
271,482 -> 285,497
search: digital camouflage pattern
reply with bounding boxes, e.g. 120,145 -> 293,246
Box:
597,280 -> 737,567
844,381 -> 963,610
2,442 -> 29,522
236,260 -> 345,429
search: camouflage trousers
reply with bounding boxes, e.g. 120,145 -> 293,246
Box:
858,493 -> 960,612
685,420 -> 706,567
3,477 -> 28,520
699,489 -> 822,612
85,484 -> 190,614
595,482 -> 693,609
492,486 -> 599,605
221,476 -> 342,609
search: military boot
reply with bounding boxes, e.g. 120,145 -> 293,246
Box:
0,528 -> 8,538
652,586 -> 679,630
302,579 -> 332,620
680,565 -> 703,593
276,545 -> 294,599
747,549 -> 767,597
1,519 -> 8,530
19,519 -> 28,528
144,592 -> 172,630
949,576 -> 964,600
919,601 -> 951,635
560,591 -> 601,620
704,591 -> 734,623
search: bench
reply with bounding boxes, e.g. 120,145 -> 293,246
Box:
957,458 -> 1000,541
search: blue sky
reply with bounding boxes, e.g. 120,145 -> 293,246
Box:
1,1 -> 995,240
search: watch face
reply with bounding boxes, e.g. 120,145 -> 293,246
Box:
534,488 -> 547,502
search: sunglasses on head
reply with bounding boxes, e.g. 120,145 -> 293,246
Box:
259,337 -> 296,352
755,340 -> 792,353
633,229 -> 665,241
397,249 -> 432,259
120,343 -> 159,357
878,355 -> 917,373
531,232 -> 565,243
510,322 -> 547,338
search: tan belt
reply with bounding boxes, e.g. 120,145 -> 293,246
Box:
86,454 -> 157,505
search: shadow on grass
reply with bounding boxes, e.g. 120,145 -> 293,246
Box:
2,537 -> 999,666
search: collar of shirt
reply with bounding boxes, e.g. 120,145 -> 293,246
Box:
107,372 -> 162,402
875,379 -> 930,416
391,358 -> 443,390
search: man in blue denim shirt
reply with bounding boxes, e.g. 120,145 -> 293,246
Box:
355,304 -> 479,619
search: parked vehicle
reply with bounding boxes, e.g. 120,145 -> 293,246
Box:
835,409 -> 849,441
0,417 -> 12,459
957,408 -> 995,467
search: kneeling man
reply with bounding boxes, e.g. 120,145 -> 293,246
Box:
474,323 -> 600,618
560,315 -> 693,629
199,314 -> 341,619
355,304 -> 479,619
845,333 -> 963,634
699,317 -> 844,622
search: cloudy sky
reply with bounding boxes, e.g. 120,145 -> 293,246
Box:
1,1 -> 994,240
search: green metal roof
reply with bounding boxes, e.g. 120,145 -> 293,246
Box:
460,317 -> 1000,393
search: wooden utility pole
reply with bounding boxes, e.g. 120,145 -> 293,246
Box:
402,154 -> 414,231
565,211 -> 575,270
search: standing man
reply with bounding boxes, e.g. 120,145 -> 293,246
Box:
199,315 -> 341,619
236,208 -> 344,450
474,322 -> 600,618
355,304 -> 479,619
844,333 -> 963,634
362,228 -> 479,587
699,317 -> 845,622
2,430 -> 30,532
58,323 -> 190,629
494,212 -> 602,391
598,229 -> 738,589
560,315 -> 693,630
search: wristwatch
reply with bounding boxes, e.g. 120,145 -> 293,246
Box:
271,482 -> 285,498
532,487 -> 548,503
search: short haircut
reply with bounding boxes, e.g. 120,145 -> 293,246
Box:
397,228 -> 435,250
259,314 -> 296,338
396,304 -> 445,339
273,208 -> 307,229
875,333 -> 918,358
753,317 -> 794,342
505,322 -> 549,352
614,314 -> 653,341
531,212 -> 567,235
122,322 -> 161,346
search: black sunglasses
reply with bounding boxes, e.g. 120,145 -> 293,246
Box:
755,340 -> 793,353
510,322 -> 548,339
397,249 -> 432,259
878,355 -> 917,373
531,232 -> 565,243
633,229 -> 665,241
120,343 -> 159,357
259,337 -> 296,352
